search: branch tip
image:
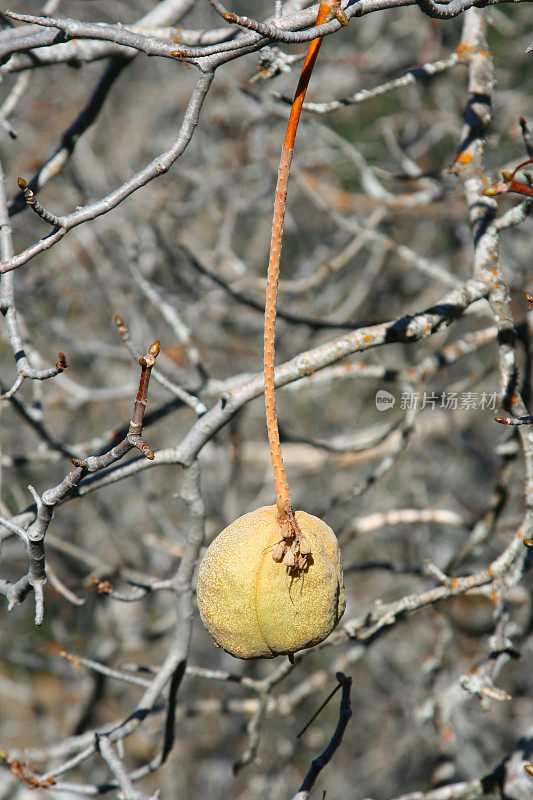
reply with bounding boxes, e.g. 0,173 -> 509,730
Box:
17,177 -> 27,190
149,340 -> 160,357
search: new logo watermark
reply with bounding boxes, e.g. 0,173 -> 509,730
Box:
375,390 -> 396,411
374,389 -> 498,411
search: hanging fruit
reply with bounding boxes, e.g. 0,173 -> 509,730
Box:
197,2 -> 346,659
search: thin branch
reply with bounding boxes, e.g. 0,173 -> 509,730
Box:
9,59 -> 127,216
35,461 -> 206,788
209,0 -> 349,44
65,273 -> 493,498
127,257 -> 205,377
2,0 -> 528,77
343,507 -> 468,541
96,736 -> 152,800
179,242 -> 373,329
291,672 -> 353,800
274,51 -> 462,114
0,156 -> 68,389
16,177 -> 62,226
114,316 -> 205,415
416,0 -> 491,19
495,414 -> 533,426
0,340 -> 160,624
341,519 -> 529,644
0,71 -> 214,275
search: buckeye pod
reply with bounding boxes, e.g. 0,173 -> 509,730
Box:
197,505 -> 345,659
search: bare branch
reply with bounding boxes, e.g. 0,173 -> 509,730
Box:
0,72 -> 214,275
0,339 -> 160,624
291,672 -> 353,800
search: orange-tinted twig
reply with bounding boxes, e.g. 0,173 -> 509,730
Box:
0,751 -> 55,789
264,1 -> 337,517
483,158 -> 533,198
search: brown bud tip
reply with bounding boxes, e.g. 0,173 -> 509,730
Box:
223,13 -> 237,22
138,356 -> 147,367
171,50 -> 182,57
481,186 -> 498,196
17,177 -> 27,190
524,539 -> 533,548
114,315 -> 123,326
146,450 -> 155,460
525,292 -> 533,306
149,340 -> 160,357
71,457 -> 84,467
525,764 -> 533,776
494,417 -> 509,424
57,352 -> 67,369
336,10 -> 349,25
519,116 -> 527,126
501,170 -> 512,181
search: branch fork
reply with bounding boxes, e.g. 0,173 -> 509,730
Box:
0,339 -> 160,625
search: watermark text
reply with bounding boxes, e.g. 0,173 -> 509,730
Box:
375,390 -> 498,411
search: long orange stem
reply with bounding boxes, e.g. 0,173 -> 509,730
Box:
264,1 -> 336,517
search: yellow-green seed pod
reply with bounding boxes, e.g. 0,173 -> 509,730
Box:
196,505 -> 345,659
